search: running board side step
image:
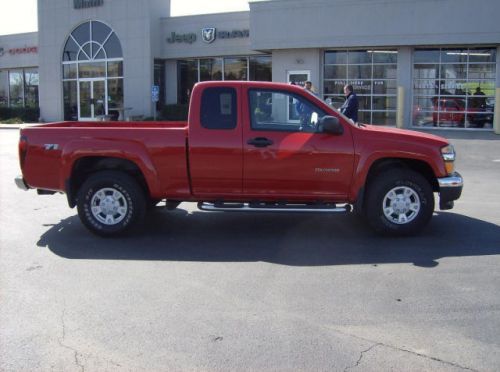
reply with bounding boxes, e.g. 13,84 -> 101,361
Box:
198,202 -> 351,213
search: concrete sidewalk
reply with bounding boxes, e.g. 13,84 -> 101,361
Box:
0,123 -> 41,130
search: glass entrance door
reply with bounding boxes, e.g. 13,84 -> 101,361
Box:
287,70 -> 311,122
79,80 -> 106,120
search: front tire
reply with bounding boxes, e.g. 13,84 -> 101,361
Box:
365,169 -> 434,236
77,171 -> 146,237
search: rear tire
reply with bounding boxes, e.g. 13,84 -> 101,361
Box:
365,169 -> 434,236
76,171 -> 146,237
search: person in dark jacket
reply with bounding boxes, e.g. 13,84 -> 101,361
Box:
340,84 -> 359,123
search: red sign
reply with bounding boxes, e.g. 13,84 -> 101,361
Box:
8,46 -> 38,55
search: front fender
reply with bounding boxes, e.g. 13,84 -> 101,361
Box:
349,150 -> 442,202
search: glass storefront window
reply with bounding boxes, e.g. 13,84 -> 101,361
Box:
325,51 -> 347,65
468,64 -> 496,80
324,49 -> 398,125
441,49 -> 469,63
104,33 -> 123,59
469,49 -> 497,63
72,22 -> 90,46
0,71 -> 8,107
63,81 -> 78,120
224,57 -> 248,80
372,51 -> 398,64
107,79 -> 124,119
63,64 -> 77,79
92,21 -> 113,45
412,47 -> 496,129
348,51 -> 371,64
200,58 -> 223,81
24,69 -> 39,108
177,55 -> 272,104
414,49 -> 440,63
78,62 -> 106,78
0,69 -> 39,108
63,38 -> 79,62
154,59 -> 165,111
347,65 -> 372,79
107,61 -> 123,77
177,59 -> 198,104
9,71 -> 24,107
249,56 -> 272,81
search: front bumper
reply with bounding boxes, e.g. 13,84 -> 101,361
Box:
14,175 -> 29,191
437,172 -> 463,210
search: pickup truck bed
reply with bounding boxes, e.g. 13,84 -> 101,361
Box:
19,121 -> 191,200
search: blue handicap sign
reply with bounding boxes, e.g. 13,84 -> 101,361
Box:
152,85 -> 160,102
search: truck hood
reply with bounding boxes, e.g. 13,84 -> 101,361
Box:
355,124 -> 449,147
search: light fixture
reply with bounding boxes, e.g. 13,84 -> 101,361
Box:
367,50 -> 397,54
446,52 -> 491,56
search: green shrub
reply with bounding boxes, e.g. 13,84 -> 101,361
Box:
0,117 -> 23,124
0,107 -> 40,122
160,104 -> 188,121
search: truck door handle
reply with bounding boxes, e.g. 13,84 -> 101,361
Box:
247,137 -> 274,148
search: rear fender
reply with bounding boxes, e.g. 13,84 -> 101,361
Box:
60,139 -> 161,199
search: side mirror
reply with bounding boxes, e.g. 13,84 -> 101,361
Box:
319,116 -> 343,135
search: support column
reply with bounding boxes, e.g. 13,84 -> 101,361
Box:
396,47 -> 413,129
494,46 -> 500,134
397,86 -> 405,129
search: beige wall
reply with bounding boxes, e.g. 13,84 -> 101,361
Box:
0,33 -> 39,70
37,0 -> 169,121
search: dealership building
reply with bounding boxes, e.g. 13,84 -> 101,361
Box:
1,0 -> 499,133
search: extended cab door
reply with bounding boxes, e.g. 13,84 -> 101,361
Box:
242,87 -> 355,200
188,84 -> 243,197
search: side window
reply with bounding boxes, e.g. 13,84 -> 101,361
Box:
249,89 -> 326,132
200,87 -> 237,129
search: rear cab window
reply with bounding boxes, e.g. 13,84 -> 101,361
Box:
200,87 -> 237,130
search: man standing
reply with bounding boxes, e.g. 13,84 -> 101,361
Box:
340,84 -> 359,123
304,81 -> 318,96
472,86 -> 486,108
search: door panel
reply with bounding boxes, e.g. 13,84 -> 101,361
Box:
188,85 -> 243,197
243,88 -> 355,200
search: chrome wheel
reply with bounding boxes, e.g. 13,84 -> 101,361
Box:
90,187 -> 128,225
382,186 -> 421,225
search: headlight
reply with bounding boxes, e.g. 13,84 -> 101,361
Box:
441,145 -> 455,161
441,144 -> 455,174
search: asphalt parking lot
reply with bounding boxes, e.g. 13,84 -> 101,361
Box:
1,127 -> 499,371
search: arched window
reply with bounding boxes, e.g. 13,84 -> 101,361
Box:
62,21 -> 124,121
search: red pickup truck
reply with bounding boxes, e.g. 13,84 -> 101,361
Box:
15,81 -> 463,236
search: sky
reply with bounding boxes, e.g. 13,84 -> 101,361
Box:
0,0 -> 250,36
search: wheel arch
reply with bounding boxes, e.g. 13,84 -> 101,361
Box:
355,157 -> 438,213
66,156 -> 150,208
